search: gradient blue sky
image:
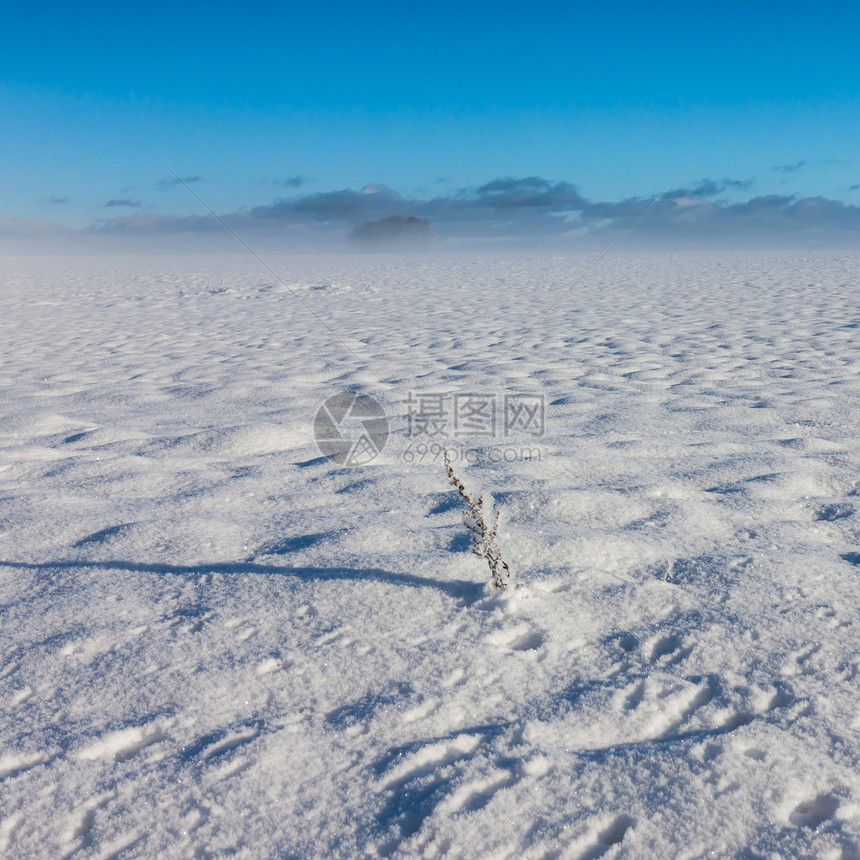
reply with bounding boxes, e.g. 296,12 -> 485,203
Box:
3,1 -> 860,243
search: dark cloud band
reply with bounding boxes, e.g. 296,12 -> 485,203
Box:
16,175 -> 860,247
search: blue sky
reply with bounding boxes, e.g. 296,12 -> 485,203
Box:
3,1 -> 860,245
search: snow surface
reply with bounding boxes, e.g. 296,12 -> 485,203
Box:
0,251 -> 859,859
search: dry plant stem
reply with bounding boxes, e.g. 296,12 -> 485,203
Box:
445,450 -> 511,588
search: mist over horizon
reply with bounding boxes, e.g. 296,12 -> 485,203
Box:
5,173 -> 860,254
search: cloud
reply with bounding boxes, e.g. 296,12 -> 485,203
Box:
105,199 -> 143,208
86,212 -> 219,233
243,179 -> 588,238
48,196 -> 68,204
690,178 -> 754,197
473,177 -> 586,209
598,192 -> 860,246
155,176 -> 202,189
0,217 -> 73,237
361,182 -> 392,195
80,175 -> 860,248
849,184 -> 860,192
259,175 -> 306,188
251,183 -> 407,224
773,160 -> 807,173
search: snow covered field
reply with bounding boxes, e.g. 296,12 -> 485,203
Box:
1,251 -> 858,859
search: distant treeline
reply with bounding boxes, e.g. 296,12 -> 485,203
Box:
349,215 -> 435,244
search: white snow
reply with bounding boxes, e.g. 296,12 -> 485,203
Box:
0,251 -> 858,858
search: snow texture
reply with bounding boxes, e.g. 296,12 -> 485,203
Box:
0,252 -> 859,859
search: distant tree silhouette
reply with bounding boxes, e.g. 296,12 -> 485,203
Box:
349,215 -> 435,244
